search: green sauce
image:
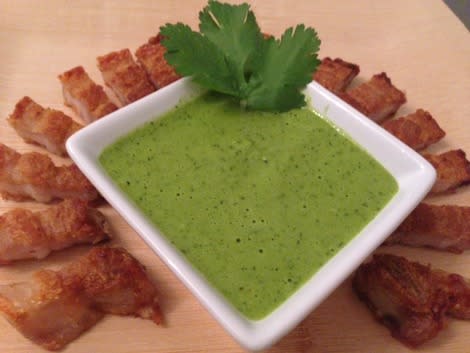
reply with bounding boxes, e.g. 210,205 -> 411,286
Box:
99,93 -> 397,320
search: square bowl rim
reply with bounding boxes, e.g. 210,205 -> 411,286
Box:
67,77 -> 436,351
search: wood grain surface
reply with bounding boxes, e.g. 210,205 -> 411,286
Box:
0,1 -> 469,352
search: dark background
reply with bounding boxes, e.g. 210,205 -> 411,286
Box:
445,0 -> 470,30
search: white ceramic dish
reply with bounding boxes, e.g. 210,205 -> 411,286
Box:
67,78 -> 436,351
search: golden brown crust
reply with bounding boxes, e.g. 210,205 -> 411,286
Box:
0,199 -> 110,264
424,149 -> 470,194
8,96 -> 82,156
353,254 -> 449,347
340,72 -> 406,122
0,247 -> 161,350
354,254 -> 470,347
97,49 -> 155,105
0,143 -> 98,203
0,269 -> 103,351
386,203 -> 470,253
58,66 -> 118,123
313,57 -> 360,94
432,270 -> 470,320
61,246 -> 162,324
135,37 -> 181,89
147,33 -> 165,44
382,109 -> 445,150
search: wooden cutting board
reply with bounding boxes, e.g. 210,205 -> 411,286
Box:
0,1 -> 469,352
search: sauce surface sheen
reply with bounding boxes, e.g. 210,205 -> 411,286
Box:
100,93 -> 397,320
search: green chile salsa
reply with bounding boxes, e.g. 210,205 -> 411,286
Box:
99,93 -> 397,320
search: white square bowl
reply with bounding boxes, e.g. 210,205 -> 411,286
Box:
67,78 -> 436,351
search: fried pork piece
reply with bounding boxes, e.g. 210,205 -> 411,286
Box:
61,246 -> 162,323
432,269 -> 470,320
58,66 -> 118,123
97,48 -> 155,105
312,57 -> 360,94
354,254 -> 470,347
0,247 -> 162,350
424,149 -> 470,194
340,72 -> 406,122
353,254 -> 449,347
0,143 -> 98,203
0,199 -> 110,264
135,35 -> 181,89
0,270 -> 104,351
386,203 -> 470,253
382,109 -> 445,150
7,96 -> 82,156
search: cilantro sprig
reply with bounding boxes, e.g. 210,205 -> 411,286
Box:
160,0 -> 321,112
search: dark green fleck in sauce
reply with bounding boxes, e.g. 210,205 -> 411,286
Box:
99,93 -> 397,320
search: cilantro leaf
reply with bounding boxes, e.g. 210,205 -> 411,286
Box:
199,0 -> 263,92
160,23 -> 239,96
160,0 -> 321,112
244,25 -> 321,111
